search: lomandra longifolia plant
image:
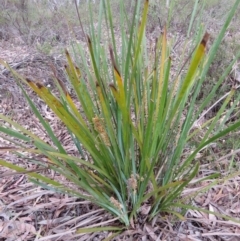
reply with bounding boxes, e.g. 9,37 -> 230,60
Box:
1,0 -> 240,228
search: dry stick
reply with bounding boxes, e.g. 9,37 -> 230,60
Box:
74,0 -> 87,42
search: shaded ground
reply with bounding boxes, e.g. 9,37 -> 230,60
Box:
0,38 -> 240,241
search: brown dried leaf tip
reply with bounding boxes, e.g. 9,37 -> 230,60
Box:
65,49 -> 70,57
109,46 -> 120,76
36,82 -> 44,89
202,32 -> 210,47
109,83 -> 117,91
87,35 -> 91,46
56,77 -> 68,95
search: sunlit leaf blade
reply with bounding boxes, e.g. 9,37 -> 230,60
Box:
18,81 -> 67,153
0,126 -> 30,142
0,113 -> 55,151
134,0 -> 149,62
156,26 -> 167,119
0,159 -> 62,186
65,50 -> 95,121
54,75 -> 88,129
175,203 -> 240,225
25,79 -> 108,168
174,32 -> 210,114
